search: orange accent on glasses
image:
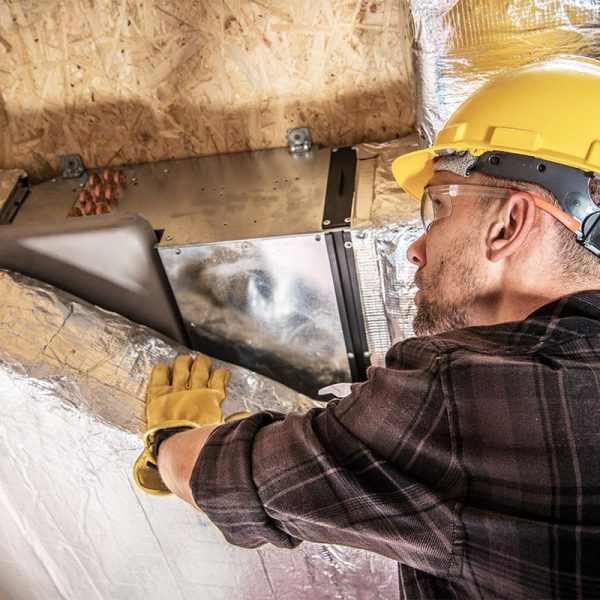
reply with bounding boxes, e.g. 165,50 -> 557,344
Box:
529,194 -> 580,233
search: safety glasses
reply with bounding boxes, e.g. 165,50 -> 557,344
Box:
421,184 -> 580,234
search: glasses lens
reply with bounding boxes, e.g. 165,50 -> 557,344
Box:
420,188 -> 453,232
420,191 -> 434,231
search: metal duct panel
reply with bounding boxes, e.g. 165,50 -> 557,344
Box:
409,0 -> 600,145
0,269 -> 399,599
13,147 -> 332,245
158,234 -> 351,399
6,139 -> 423,395
0,212 -> 187,344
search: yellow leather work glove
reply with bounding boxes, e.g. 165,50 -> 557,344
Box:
133,353 -> 236,496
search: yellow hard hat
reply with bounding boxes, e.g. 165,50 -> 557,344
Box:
392,55 -> 600,201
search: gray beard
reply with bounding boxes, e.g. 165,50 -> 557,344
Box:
412,237 -> 481,336
412,295 -> 474,335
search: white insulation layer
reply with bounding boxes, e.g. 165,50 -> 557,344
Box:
0,270 -> 398,599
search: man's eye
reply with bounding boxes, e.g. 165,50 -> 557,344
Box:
431,198 -> 444,212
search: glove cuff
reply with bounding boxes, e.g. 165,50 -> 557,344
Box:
152,426 -> 193,459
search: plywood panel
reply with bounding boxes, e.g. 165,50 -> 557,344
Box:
0,0 -> 414,181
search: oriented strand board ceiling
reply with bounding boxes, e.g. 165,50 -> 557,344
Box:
0,0 -> 414,181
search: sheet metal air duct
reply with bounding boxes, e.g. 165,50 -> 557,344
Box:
4,5 -> 600,596
0,269 -> 399,599
2,138 -> 422,399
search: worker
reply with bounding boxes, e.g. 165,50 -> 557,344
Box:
133,56 -> 600,598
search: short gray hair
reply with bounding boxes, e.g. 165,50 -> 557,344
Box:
433,152 -> 600,278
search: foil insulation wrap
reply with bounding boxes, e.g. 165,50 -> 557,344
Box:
409,0 -> 600,144
0,270 -> 398,599
352,136 -> 422,367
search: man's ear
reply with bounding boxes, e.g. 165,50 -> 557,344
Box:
486,192 -> 537,262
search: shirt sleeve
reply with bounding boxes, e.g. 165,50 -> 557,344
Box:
190,339 -> 463,576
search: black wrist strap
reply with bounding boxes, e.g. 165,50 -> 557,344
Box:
152,426 -> 193,460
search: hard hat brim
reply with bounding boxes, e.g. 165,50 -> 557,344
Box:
391,147 -> 438,201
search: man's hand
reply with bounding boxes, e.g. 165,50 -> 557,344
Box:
133,354 -> 231,496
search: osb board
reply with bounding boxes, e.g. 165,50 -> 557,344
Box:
0,1 -> 414,182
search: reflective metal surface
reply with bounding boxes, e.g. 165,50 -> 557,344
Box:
8,138 -> 423,396
159,234 -> 351,399
0,269 -> 398,599
409,0 -> 600,145
0,212 -> 187,344
14,146 -> 332,246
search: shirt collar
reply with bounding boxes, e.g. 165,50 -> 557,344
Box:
528,290 -> 600,321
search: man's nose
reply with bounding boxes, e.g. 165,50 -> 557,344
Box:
407,233 -> 427,268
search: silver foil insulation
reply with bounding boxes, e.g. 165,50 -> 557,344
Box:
409,0 -> 600,145
0,269 -> 399,599
3,4 -> 598,595
352,136 -> 422,367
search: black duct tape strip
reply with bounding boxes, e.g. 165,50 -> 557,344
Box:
326,230 -> 371,382
322,147 -> 357,230
0,176 -> 30,225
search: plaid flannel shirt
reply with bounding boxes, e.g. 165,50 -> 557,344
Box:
191,291 -> 600,599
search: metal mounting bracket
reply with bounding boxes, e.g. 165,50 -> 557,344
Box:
287,127 -> 312,154
60,154 -> 86,179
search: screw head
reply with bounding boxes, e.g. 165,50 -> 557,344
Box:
344,241 -> 352,249
175,248 -> 181,255
165,234 -> 173,241
344,217 -> 351,223
323,219 -> 331,226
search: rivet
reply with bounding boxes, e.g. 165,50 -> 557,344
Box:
315,235 -> 321,241
344,217 -> 351,223
344,241 -> 352,249
175,248 -> 181,255
165,234 -> 173,241
347,352 -> 355,359
189,322 -> 196,328
323,219 -> 331,226
163,168 -> 169,173
363,351 -> 371,358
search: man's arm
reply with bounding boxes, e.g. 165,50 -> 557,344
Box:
157,425 -> 217,506
185,352 -> 462,573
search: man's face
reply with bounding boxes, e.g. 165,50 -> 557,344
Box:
408,172 -> 492,336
